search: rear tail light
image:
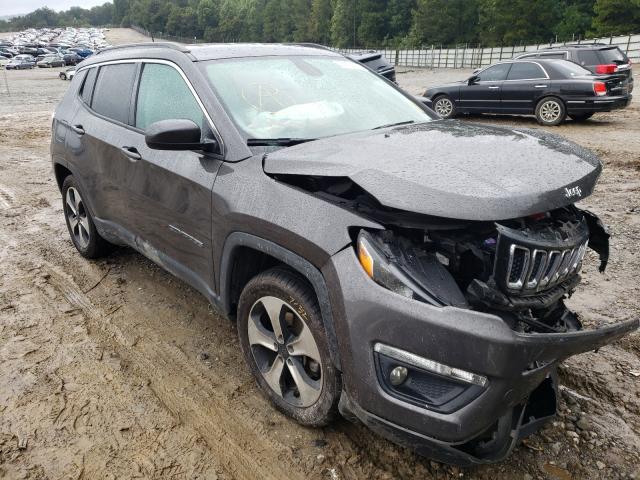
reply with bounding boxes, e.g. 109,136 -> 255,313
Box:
593,81 -> 607,96
595,64 -> 617,74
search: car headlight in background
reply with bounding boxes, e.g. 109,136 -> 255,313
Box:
357,230 -> 416,299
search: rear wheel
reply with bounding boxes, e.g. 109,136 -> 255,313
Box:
433,95 -> 457,119
535,97 -> 566,126
569,112 -> 594,122
237,268 -> 340,426
62,176 -> 113,259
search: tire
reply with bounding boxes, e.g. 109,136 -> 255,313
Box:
432,94 -> 457,119
569,112 -> 594,122
59,73 -> 66,80
62,175 -> 113,259
237,267 -> 341,427
535,97 -> 566,126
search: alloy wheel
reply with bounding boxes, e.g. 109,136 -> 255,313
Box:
435,97 -> 454,117
65,187 -> 91,249
539,100 -> 561,123
247,295 -> 322,407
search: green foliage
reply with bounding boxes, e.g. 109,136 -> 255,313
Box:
0,0 -> 637,47
591,0 -> 640,35
478,0 -> 562,45
410,0 -> 478,46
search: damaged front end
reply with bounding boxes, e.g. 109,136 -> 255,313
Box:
273,173 -> 637,464
263,123 -> 638,464
357,205 -> 610,335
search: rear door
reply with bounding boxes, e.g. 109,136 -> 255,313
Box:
458,63 -> 511,112
123,61 -> 223,293
67,62 -> 140,232
500,62 -> 550,113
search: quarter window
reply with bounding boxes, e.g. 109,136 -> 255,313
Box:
135,63 -> 204,131
506,63 -> 546,80
477,63 -> 511,82
91,63 -> 137,124
80,67 -> 98,105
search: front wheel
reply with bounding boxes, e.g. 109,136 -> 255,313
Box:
535,97 -> 566,126
569,112 -> 594,122
62,175 -> 113,259
237,268 -> 341,426
433,95 -> 457,119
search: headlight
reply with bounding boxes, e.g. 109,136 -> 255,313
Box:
357,231 -> 415,298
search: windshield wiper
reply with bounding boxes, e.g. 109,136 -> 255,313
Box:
372,120 -> 415,130
247,138 -> 315,146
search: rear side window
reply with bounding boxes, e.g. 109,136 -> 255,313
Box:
135,63 -> 204,130
80,67 -> 97,104
91,63 -> 137,124
538,53 -> 566,59
507,63 -> 546,80
478,63 -> 511,81
577,50 -> 601,66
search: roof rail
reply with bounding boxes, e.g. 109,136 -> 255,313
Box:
97,42 -> 190,55
544,42 -> 609,49
289,43 -> 332,51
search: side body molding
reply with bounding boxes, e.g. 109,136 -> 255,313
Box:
220,232 -> 341,370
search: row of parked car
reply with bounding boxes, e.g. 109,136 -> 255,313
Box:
421,43 -> 634,125
1,27 -> 111,71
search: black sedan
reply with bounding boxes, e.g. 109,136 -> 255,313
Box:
423,59 -> 632,126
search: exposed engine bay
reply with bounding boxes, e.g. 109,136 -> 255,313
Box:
271,174 -> 611,334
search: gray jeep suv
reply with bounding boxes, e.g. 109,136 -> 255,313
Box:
51,42 -> 637,466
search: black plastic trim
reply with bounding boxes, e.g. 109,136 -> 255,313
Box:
220,232 -> 341,370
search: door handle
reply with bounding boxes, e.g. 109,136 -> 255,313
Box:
488,86 -> 500,89
70,124 -> 85,135
534,85 -> 548,88
121,146 -> 141,161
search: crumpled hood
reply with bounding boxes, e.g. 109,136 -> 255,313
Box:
263,120 -> 602,221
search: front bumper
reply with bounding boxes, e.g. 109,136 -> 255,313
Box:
323,247 -> 638,465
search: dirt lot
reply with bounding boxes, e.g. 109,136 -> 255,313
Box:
0,29 -> 639,480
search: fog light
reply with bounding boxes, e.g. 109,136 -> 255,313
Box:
389,366 -> 408,386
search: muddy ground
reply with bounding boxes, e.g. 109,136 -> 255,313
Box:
0,29 -> 639,480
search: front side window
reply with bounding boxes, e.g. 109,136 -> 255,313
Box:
506,62 -> 546,80
201,55 -> 431,141
477,63 -> 511,82
135,63 -> 204,130
91,63 -> 137,124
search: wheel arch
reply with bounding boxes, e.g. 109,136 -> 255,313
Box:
220,232 -> 341,370
53,162 -> 73,192
536,94 -> 566,110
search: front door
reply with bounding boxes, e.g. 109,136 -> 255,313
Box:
124,61 -> 223,294
458,63 -> 511,112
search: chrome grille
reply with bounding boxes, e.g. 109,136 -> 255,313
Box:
505,241 -> 588,293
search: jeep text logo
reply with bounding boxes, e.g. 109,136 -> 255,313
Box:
564,186 -> 582,199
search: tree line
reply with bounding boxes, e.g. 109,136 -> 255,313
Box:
1,0 -> 639,48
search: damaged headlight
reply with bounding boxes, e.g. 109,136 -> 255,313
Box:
357,231 -> 415,299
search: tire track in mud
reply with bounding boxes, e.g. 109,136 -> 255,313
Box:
43,260 -> 306,480
0,184 -> 16,210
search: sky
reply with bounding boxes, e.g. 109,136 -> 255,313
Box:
0,0 -> 110,17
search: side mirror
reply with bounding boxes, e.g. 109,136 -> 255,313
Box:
468,75 -> 479,85
145,119 -> 218,152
